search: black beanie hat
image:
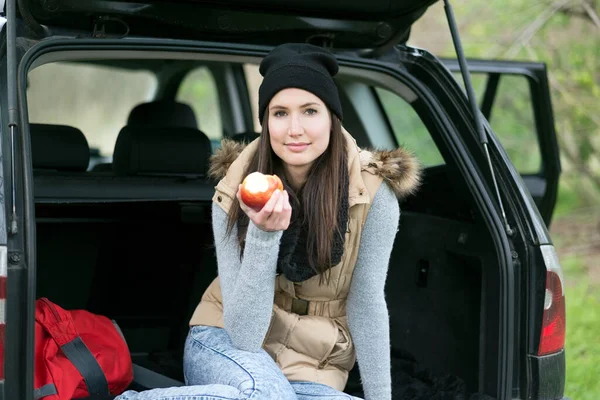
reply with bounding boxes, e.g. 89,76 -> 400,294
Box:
258,43 -> 343,124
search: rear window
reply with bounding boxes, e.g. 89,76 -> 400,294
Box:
27,62 -> 157,158
375,87 -> 445,167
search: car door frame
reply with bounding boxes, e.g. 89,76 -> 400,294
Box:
441,58 -> 561,226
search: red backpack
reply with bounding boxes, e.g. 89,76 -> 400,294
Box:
34,298 -> 134,400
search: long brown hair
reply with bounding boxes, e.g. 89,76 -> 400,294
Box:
226,111 -> 348,277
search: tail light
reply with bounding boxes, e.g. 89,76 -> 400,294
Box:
0,250 -> 6,381
538,245 -> 566,356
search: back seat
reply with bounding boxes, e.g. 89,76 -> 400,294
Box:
92,100 -> 199,173
34,124 -> 215,202
112,125 -> 212,176
33,122 -> 217,383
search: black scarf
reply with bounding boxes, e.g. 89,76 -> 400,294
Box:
276,174 -> 349,282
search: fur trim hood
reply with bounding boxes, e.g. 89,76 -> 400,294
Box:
209,138 -> 422,200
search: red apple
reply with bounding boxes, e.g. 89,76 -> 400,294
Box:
240,172 -> 284,210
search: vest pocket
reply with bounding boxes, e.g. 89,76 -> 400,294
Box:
326,318 -> 356,370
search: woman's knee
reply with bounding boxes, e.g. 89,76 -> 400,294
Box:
184,326 -> 253,390
184,326 -> 296,399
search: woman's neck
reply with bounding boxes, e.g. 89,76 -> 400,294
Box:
284,165 -> 310,192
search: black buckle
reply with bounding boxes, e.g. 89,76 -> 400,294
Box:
291,298 -> 309,316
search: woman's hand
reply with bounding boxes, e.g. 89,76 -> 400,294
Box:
237,184 -> 292,232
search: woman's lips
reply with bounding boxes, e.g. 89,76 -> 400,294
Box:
286,143 -> 310,152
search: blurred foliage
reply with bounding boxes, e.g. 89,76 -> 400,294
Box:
564,279 -> 600,400
410,0 -> 600,214
175,67 -> 222,140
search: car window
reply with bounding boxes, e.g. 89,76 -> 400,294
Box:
453,72 -> 541,174
27,62 -> 157,158
176,67 -> 223,141
375,87 -> 445,167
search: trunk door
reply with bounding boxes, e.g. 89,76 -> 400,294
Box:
22,0 -> 438,48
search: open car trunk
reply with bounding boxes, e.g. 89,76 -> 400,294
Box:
17,25 -> 501,399
34,172 -> 494,398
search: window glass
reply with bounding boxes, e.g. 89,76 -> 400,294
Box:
27,62 -> 157,158
244,63 -> 263,132
452,71 -> 487,100
487,75 -> 540,174
176,67 -> 222,141
453,72 -> 541,174
375,88 -> 445,167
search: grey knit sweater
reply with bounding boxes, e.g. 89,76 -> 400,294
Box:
212,182 -> 400,400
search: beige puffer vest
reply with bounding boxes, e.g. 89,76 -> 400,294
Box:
190,130 -> 421,390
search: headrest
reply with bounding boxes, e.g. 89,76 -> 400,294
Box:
112,126 -> 212,176
127,101 -> 198,129
30,124 -> 90,171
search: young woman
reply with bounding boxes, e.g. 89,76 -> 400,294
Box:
117,43 -> 420,400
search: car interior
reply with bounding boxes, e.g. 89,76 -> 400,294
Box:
28,53 -> 498,397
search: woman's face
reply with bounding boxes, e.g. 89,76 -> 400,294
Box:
267,88 -> 331,180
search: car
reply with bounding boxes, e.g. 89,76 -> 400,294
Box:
0,0 -> 566,399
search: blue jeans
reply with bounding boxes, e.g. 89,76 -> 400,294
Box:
116,325 -> 363,399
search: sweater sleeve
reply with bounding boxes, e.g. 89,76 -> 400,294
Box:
211,203 -> 282,351
347,183 -> 399,400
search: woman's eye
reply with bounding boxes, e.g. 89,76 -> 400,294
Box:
273,110 -> 287,117
305,108 -> 317,115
